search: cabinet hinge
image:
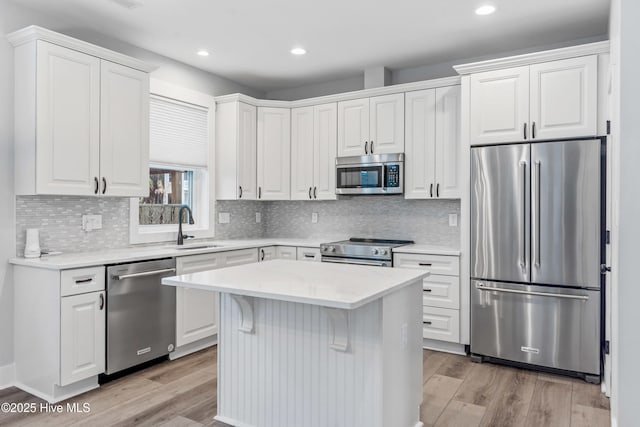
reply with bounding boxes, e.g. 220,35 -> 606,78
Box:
601,264 -> 612,274
604,340 -> 611,355
606,120 -> 611,135
606,230 -> 611,245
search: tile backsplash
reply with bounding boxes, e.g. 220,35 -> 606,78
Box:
15,195 -> 460,255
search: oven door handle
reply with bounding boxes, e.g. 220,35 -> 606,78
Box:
322,258 -> 388,267
114,268 -> 176,281
475,284 -> 589,300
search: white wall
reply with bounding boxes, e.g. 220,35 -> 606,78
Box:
610,0 -> 640,425
0,0 -> 262,385
265,35 -> 607,101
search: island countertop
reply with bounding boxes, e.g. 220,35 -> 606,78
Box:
162,259 -> 429,309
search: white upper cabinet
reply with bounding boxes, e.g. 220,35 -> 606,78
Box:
12,35 -> 152,196
216,101 -> 257,200
291,103 -> 338,200
529,56 -> 598,140
469,55 -> 598,145
405,85 -> 461,199
369,93 -> 405,154
257,107 -> 291,200
338,94 -> 404,156
434,85 -> 461,199
337,98 -> 369,157
291,106 -> 315,200
30,41 -> 101,196
313,103 -> 338,200
469,66 -> 530,145
99,61 -> 149,196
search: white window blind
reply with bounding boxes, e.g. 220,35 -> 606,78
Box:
150,95 -> 209,167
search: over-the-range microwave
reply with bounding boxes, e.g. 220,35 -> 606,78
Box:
335,153 -> 404,195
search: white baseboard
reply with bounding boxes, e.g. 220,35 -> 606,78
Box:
422,339 -> 467,355
169,335 -> 217,360
0,363 -> 15,389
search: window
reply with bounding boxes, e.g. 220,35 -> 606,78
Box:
129,79 -> 215,244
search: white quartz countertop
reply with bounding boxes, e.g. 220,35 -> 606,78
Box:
393,244 -> 461,256
162,259 -> 429,309
8,238 -> 332,270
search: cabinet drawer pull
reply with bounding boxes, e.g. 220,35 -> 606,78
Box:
423,321 -> 432,325
304,253 -> 315,258
74,278 -> 93,284
419,263 -> 432,266
424,289 -> 432,292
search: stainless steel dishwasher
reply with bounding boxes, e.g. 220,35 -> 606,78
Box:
105,258 -> 176,375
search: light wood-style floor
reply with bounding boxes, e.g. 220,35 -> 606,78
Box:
0,347 -> 610,427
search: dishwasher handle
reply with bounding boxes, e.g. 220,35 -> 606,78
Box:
113,268 -> 176,281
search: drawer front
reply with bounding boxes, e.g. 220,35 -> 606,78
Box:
297,247 -> 321,262
276,246 -> 297,260
422,306 -> 460,343
423,274 -> 460,309
224,248 -> 259,266
61,266 -> 105,296
393,253 -> 459,276
177,253 -> 223,274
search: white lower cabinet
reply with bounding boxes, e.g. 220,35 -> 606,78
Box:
297,247 -> 321,261
13,265 -> 106,403
175,249 -> 258,352
276,246 -> 297,260
60,291 -> 106,386
393,252 -> 461,345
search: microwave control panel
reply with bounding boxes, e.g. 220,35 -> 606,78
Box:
385,164 -> 400,188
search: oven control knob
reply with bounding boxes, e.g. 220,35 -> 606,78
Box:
327,246 -> 335,253
371,248 -> 379,255
380,249 -> 388,255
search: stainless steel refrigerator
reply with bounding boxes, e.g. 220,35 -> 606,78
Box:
470,138 -> 604,382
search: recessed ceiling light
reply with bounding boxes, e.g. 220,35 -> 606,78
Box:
290,47 -> 307,56
475,5 -> 496,15
197,50 -> 210,57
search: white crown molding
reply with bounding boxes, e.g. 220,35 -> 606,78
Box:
453,41 -> 610,75
215,75 -> 461,108
6,25 -> 156,73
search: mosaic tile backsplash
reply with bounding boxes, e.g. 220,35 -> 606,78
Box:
15,195 -> 459,255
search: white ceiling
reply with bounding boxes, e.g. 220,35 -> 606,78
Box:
12,0 -> 610,92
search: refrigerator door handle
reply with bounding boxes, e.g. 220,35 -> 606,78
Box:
533,160 -> 542,268
519,160 -> 527,272
475,283 -> 589,301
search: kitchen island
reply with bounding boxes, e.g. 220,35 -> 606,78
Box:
162,259 -> 428,427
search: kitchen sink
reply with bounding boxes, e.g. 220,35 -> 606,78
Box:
165,242 -> 224,250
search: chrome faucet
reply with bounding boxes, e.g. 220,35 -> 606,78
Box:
177,205 -> 195,245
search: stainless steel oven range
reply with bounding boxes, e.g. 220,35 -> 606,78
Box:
320,238 -> 414,267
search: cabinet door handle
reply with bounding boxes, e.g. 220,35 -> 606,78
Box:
313,186 -> 317,199
430,183 -> 433,198
94,177 -> 99,194
436,183 -> 440,198
532,121 -> 536,139
370,140 -> 374,153
364,141 -> 368,154
258,186 -> 262,199
239,186 -> 243,199
260,249 -> 265,261
102,177 -> 107,195
99,293 -> 104,310
309,187 -> 312,199
419,263 -> 432,266
524,123 -> 527,140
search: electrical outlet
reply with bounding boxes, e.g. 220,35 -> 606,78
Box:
82,214 -> 102,231
218,212 -> 230,224
256,212 -> 261,223
311,212 -> 318,223
449,214 -> 458,227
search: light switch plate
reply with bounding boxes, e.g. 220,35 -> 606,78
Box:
311,212 -> 318,223
218,212 -> 230,224
256,212 -> 261,223
82,214 -> 102,231
449,214 -> 458,227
